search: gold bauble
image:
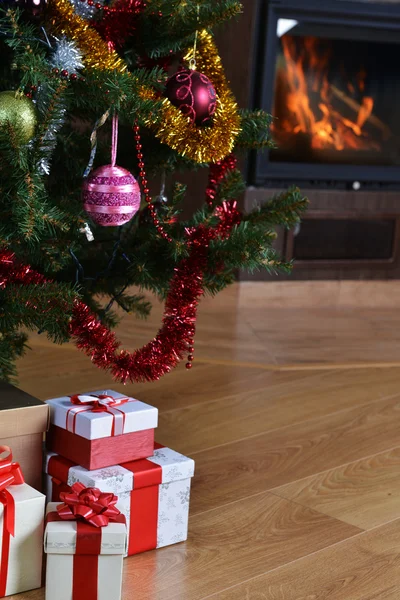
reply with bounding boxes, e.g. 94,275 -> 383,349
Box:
0,91 -> 37,144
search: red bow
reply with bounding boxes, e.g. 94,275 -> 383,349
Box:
0,446 -> 24,537
58,483 -> 122,528
69,394 -> 129,413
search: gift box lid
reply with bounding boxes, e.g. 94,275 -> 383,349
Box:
45,389 -> 158,440
0,382 -> 49,437
44,503 -> 127,555
45,443 -> 195,495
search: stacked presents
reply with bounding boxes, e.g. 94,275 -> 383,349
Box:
0,385 -> 195,599
43,389 -> 195,556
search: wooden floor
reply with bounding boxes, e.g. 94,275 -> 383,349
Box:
11,282 -> 400,599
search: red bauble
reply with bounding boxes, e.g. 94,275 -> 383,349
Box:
165,69 -> 216,125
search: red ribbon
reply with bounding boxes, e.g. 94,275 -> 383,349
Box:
123,451 -> 163,555
0,446 -> 24,598
57,482 -> 122,528
66,394 -> 130,436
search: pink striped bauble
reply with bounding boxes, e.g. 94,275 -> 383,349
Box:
82,164 -> 141,227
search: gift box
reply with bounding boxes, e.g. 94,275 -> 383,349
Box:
0,446 -> 45,597
44,489 -> 127,600
0,382 -> 49,490
45,389 -> 158,470
44,443 -> 195,556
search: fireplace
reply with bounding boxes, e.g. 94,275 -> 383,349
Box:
251,0 -> 400,187
244,0 -> 400,280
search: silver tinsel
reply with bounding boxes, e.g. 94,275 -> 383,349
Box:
50,37 -> 84,73
68,0 -> 104,20
36,38 -> 83,175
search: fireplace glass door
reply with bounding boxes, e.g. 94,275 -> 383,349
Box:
270,19 -> 400,167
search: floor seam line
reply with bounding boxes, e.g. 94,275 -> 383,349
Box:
187,390 -> 400,457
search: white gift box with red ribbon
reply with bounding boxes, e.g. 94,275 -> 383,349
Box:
0,484 -> 45,597
44,502 -> 127,600
43,444 -> 195,556
45,389 -> 158,440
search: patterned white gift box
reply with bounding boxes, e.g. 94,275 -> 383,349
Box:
44,443 -> 195,556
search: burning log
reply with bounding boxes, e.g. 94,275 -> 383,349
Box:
330,85 -> 392,140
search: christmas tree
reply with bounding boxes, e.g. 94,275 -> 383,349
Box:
0,0 -> 307,384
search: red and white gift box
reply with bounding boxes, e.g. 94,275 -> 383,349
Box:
44,443 -> 195,556
44,501 -> 127,600
0,447 -> 45,598
45,389 -> 158,470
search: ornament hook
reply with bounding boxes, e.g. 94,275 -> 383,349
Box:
189,4 -> 200,70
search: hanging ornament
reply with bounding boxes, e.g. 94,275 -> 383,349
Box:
82,114 -> 140,226
165,9 -> 216,127
143,30 -> 241,163
0,91 -> 37,144
165,69 -> 216,125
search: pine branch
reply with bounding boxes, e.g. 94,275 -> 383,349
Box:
139,0 -> 242,58
235,109 -> 275,150
245,188 -> 309,229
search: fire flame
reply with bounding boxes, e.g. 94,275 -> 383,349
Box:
273,36 -> 385,153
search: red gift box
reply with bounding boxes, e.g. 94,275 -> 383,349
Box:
45,390 -> 158,470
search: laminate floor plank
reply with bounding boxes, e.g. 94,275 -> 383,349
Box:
121,493 -> 360,600
274,447 -> 400,530
189,394 -> 400,515
156,367 -> 400,454
211,518 -> 400,600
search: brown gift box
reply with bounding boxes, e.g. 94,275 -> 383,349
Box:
0,382 -> 49,491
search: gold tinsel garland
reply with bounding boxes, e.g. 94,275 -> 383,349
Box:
48,1 -> 241,163
48,0 -> 126,73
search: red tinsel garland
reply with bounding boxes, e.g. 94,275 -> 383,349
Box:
91,0 -> 146,52
206,153 -> 237,206
0,198 -> 240,383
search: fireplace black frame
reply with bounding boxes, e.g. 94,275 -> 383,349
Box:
250,0 -> 400,187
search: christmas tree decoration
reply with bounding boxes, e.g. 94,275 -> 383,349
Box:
91,0 -> 146,52
0,446 -> 45,597
142,30 -> 242,163
133,122 -> 172,241
83,165 -> 141,226
50,36 -> 84,74
206,153 -> 238,205
48,1 -> 241,163
0,194 -> 244,383
82,115 -> 141,226
45,390 -> 157,470
36,37 -> 84,175
0,91 -> 37,144
44,443 -> 195,556
48,0 -> 127,72
45,491 -> 127,600
165,69 -> 216,125
69,0 -> 104,20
